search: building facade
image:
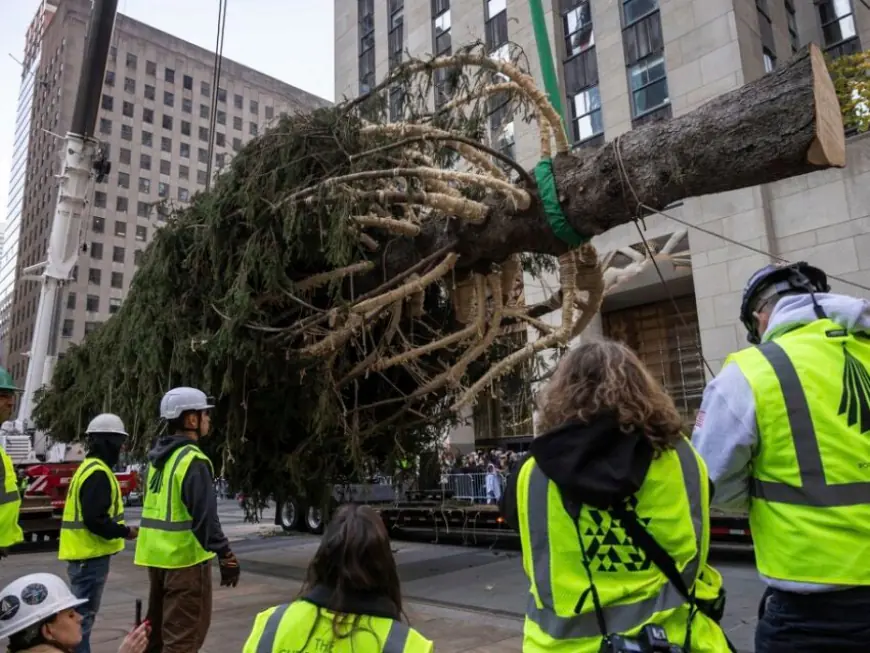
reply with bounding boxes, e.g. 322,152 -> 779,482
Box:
3,0 -> 331,385
0,2 -> 58,368
335,0 -> 870,443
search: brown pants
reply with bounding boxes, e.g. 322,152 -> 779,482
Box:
146,562 -> 212,653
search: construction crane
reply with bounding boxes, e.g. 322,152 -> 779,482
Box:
6,0 -> 119,463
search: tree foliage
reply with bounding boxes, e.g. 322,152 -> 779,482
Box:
829,50 -> 870,133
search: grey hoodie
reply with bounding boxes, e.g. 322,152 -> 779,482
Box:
147,434 -> 230,558
692,292 -> 870,593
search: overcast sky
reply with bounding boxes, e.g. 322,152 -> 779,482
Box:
0,0 -> 335,223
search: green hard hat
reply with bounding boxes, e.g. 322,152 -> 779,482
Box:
0,367 -> 20,392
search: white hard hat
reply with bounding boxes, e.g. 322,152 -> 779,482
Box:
0,573 -> 87,640
159,387 -> 214,420
85,413 -> 128,436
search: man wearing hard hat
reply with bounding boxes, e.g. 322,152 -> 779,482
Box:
59,413 -> 138,653
0,366 -> 24,558
134,387 -> 239,653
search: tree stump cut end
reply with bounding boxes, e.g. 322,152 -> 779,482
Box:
807,43 -> 847,168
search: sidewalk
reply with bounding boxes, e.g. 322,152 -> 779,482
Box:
2,549 -> 524,653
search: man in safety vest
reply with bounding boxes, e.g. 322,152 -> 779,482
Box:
134,387 -> 240,653
59,413 -> 138,653
692,261 -> 870,653
0,366 -> 23,558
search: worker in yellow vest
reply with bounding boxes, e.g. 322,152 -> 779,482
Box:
59,413 -> 137,653
243,503 -> 433,653
501,340 -> 732,653
692,261 -> 870,653
0,366 -> 24,558
134,387 -> 239,653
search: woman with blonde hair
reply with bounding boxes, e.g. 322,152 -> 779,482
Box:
500,339 -> 732,652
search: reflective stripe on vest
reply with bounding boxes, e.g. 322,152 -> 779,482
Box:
0,448 -> 23,548
254,603 -> 411,653
59,458 -> 125,560
139,446 -> 198,532
749,340 -> 870,507
524,438 -> 703,640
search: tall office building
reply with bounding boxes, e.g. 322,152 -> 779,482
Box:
2,0 -> 331,384
0,2 -> 58,368
336,0 -> 870,443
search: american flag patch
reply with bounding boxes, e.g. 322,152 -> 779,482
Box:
694,411 -> 705,429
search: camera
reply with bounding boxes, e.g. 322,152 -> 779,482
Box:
599,624 -> 684,653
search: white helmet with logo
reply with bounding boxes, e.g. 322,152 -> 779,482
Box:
85,413 -> 128,437
159,387 -> 214,420
0,573 -> 87,640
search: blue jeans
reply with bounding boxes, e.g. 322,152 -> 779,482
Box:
67,555 -> 111,653
756,586 -> 870,652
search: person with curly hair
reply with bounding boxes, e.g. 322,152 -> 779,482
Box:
500,339 -> 732,653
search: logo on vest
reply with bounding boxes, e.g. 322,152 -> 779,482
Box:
838,347 -> 870,435
582,496 -> 652,573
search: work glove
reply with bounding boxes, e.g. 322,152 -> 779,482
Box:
218,550 -> 240,588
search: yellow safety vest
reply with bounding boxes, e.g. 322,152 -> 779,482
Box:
517,438 -> 730,653
0,447 -> 23,549
243,600 -> 434,653
58,457 -> 126,561
134,444 -> 215,569
726,318 -> 870,585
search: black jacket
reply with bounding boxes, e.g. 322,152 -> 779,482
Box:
79,437 -> 131,541
147,434 -> 230,557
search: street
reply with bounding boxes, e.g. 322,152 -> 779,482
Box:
3,499 -> 763,652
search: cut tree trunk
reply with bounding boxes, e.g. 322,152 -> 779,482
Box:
400,44 -> 845,274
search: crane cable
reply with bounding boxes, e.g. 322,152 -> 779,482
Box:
206,0 -> 229,191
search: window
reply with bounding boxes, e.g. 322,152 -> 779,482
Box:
178,187 -> 190,202
197,169 -> 208,185
62,319 -> 74,338
90,243 -> 103,260
139,177 -> 151,193
216,132 -> 225,147
126,53 -> 137,70
109,297 -> 122,314
234,93 -> 243,109
143,107 -> 154,124
623,0 -> 657,25
136,225 -> 148,242
105,70 -> 115,86
265,106 -> 274,120
140,153 -> 151,170
757,0 -> 776,70
484,0 -> 507,52
763,48 -> 776,73
113,246 -> 125,263
122,101 -> 134,117
66,292 -> 76,310
180,142 -> 190,158
784,0 -> 799,53
111,272 -> 124,289
250,122 -> 258,136
199,126 -> 209,141
124,77 -> 136,93
181,120 -> 191,136
233,137 -> 242,152
137,201 -> 151,218
85,322 -> 99,335
388,0 -> 404,69
160,159 -> 171,175
817,0 -> 860,56
233,116 -> 243,130
182,98 -> 193,113
564,1 -> 594,57
218,88 -> 227,103
99,118 -> 112,135
116,196 -> 128,212
201,81 -> 211,97
216,153 -> 227,169
158,182 -> 169,198
161,136 -> 172,153
389,86 -> 405,122
101,94 -> 113,111
162,115 -> 173,129
250,100 -> 258,114
217,110 -> 226,125
114,221 -> 127,237
142,131 -> 153,147
146,60 -> 157,76
164,91 -> 174,107
118,172 -> 130,189
179,164 -> 190,180
145,84 -> 155,100
89,268 -> 102,285
570,86 -> 603,142
94,191 -> 107,208
359,0 -> 376,94
93,216 -> 105,233
432,0 -> 452,105
562,1 -> 601,143
628,54 -> 669,116
86,295 -> 99,312
183,74 -> 193,90
119,148 -> 131,165
165,68 -> 175,83
198,148 -> 209,164
200,104 -> 210,119
134,250 -> 144,266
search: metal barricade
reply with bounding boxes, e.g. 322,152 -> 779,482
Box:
440,472 -> 506,503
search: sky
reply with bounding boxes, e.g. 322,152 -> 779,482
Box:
0,0 -> 335,222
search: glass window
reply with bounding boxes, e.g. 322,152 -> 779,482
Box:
136,225 -> 148,241
180,142 -> 190,158
198,148 -> 209,164
85,322 -> 100,335
628,55 -> 669,116
218,88 -> 227,103
179,164 -> 190,179
126,53 -> 138,69
137,201 -> 151,218
120,148 -> 131,165
197,169 -> 208,185
66,293 -> 76,310
200,104 -> 210,119
178,187 -> 190,202
158,182 -> 169,198
144,84 -> 155,101
86,295 -> 99,312
115,221 -> 127,237
124,77 -> 136,93
139,177 -> 151,193
217,110 -> 226,125
250,122 -> 258,136
161,136 -> 172,153
265,106 -> 274,120
199,126 -> 209,141
123,101 -> 134,117
146,60 -> 157,76
164,91 -> 174,107
93,216 -> 105,233
163,115 -> 173,129
110,297 -> 122,314
183,74 -> 193,90
160,159 -> 171,175
90,243 -> 103,260
233,116 -> 243,130
102,94 -> 113,111
181,120 -> 191,136
143,108 -> 154,124
564,2 -> 594,56
165,68 -> 175,83
116,196 -> 128,212
134,250 -> 144,265
570,86 -> 603,142
99,118 -> 112,135
623,0 -> 657,25
113,246 -> 125,263
111,272 -> 124,289
105,70 -> 115,87
118,172 -> 130,189
62,319 -> 74,337
201,81 -> 211,97
182,98 -> 193,113
142,131 -> 153,147
94,191 -> 107,208
763,49 -> 776,73
250,100 -> 259,114
89,268 -> 102,285
234,94 -> 243,109
140,153 -> 151,170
